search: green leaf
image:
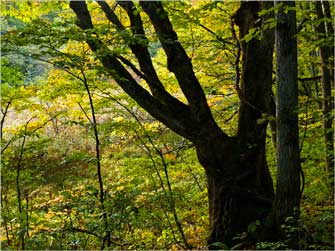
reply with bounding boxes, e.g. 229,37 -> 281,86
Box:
16,228 -> 27,238
247,221 -> 258,233
208,241 -> 229,250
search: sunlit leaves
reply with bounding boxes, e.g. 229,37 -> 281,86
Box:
1,0 -> 334,249
1,1 -> 68,22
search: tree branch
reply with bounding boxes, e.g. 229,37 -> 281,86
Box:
297,76 -> 321,82
96,1 -> 124,30
1,99 -> 12,141
139,1 -> 214,123
69,1 -> 198,141
96,0 -> 166,97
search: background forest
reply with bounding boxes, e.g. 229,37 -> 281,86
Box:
0,1 -> 334,250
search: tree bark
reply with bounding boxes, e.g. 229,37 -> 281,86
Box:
203,2 -> 275,246
197,136 -> 274,247
321,1 -> 334,81
70,1 -> 275,247
315,1 -> 334,190
274,1 -> 301,226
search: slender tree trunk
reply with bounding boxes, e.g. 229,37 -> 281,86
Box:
315,1 -> 334,190
321,1 -> 334,81
274,0 -> 301,230
16,135 -> 26,250
80,71 -> 111,248
270,94 -> 277,150
309,51 -> 323,110
1,182 -> 11,247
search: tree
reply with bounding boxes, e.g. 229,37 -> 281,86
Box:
69,1 -> 275,247
274,0 -> 301,229
2,0 -> 335,249
314,1 -> 334,190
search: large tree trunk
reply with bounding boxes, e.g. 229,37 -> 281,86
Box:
197,137 -> 274,247
201,2 -> 275,247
